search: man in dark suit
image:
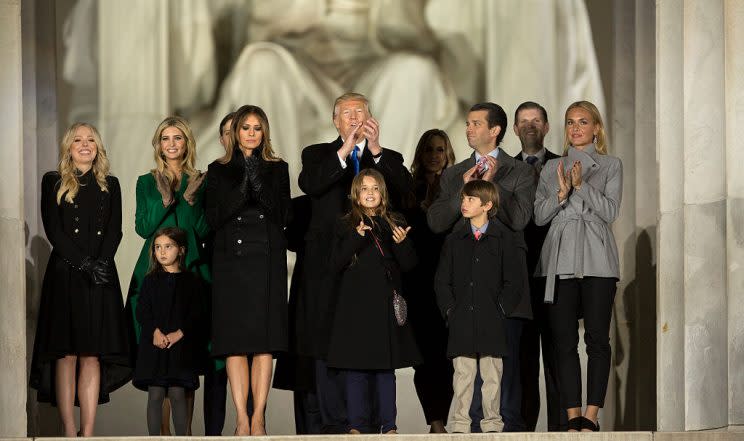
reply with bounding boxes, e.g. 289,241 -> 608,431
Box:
295,92 -> 413,434
512,101 -> 565,432
428,102 -> 534,432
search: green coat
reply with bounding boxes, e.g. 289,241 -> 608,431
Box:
126,172 -> 211,344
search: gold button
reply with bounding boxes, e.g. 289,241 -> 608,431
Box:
237,239 -> 242,244
74,228 -> 79,233
97,231 -> 102,235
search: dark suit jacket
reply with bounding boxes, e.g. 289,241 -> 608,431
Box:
295,137 -> 413,359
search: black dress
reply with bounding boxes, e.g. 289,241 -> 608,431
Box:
205,147 -> 290,357
30,170 -> 131,405
133,271 -> 205,391
326,216 -> 422,370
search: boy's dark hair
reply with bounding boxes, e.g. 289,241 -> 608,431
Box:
148,226 -> 188,274
219,111 -> 236,136
461,179 -> 499,218
469,102 -> 508,146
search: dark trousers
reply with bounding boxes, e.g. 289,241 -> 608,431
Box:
314,359 -> 348,434
468,318 -> 525,432
520,276 -> 566,431
548,277 -> 617,408
293,389 -> 322,434
203,365 -> 254,436
345,369 -> 396,433
412,358 -> 454,424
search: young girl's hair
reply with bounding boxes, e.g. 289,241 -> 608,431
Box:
345,168 -> 404,230
148,226 -> 188,274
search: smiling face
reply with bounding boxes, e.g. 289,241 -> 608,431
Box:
159,126 -> 187,162
565,107 -> 599,149
421,135 -> 448,175
357,175 -> 382,214
514,108 -> 549,150
238,114 -> 264,153
333,99 -> 369,142
153,235 -> 183,272
69,125 -> 98,170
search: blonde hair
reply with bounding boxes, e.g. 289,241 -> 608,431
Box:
563,100 -> 608,155
151,116 -> 200,189
333,92 -> 371,119
218,105 -> 281,164
56,122 -> 110,204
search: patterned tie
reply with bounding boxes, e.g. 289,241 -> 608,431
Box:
474,230 -> 482,241
477,156 -> 488,174
350,146 -> 360,175
526,155 -> 539,166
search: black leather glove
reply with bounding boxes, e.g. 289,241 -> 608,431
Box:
79,256 -> 96,277
90,259 -> 114,286
244,155 -> 264,196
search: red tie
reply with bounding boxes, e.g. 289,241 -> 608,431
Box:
474,230 -> 482,241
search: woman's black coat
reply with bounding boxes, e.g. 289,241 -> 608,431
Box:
435,218 -> 528,358
326,216 -> 422,370
205,148 -> 290,356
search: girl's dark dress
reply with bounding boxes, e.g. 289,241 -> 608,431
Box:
326,216 -> 422,370
30,170 -> 131,405
133,271 -> 205,391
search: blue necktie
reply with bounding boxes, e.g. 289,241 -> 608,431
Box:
350,146 -> 360,175
526,155 -> 539,166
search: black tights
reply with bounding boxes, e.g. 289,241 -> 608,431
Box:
147,386 -> 188,435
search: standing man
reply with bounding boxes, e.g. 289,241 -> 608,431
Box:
295,92 -> 413,434
428,102 -> 534,432
512,101 -> 565,432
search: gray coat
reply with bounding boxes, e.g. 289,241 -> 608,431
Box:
427,151 -> 536,234
534,145 -> 622,303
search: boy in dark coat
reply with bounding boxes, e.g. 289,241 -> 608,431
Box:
435,180 -> 528,433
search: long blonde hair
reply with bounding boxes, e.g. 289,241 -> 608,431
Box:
151,116 -> 200,189
218,105 -> 281,164
562,100 -> 608,155
56,123 -> 110,204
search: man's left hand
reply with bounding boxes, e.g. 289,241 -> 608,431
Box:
481,156 -> 499,182
364,117 -> 382,155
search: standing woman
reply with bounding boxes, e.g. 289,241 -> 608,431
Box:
534,101 -> 622,432
404,129 -> 456,433
126,116 -> 210,434
30,123 -> 131,437
206,104 -> 290,436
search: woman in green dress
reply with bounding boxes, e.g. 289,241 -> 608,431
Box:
125,116 -> 210,434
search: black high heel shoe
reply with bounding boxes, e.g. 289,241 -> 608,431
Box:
567,417 -> 583,431
581,416 -> 600,432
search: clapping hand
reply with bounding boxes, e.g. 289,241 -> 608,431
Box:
154,171 -> 174,207
570,160 -> 583,189
338,124 -> 361,159
363,118 -> 382,155
481,156 -> 499,182
183,172 -> 207,206
556,160 -> 572,202
392,225 -> 412,244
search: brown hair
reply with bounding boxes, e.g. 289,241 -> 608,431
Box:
461,179 -> 499,218
148,226 -> 188,274
218,105 -> 281,164
563,100 -> 608,155
345,168 -> 404,231
410,129 -> 456,180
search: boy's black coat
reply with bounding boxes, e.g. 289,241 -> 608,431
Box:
435,218 -> 528,358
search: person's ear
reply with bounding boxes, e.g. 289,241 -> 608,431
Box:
484,200 -> 493,213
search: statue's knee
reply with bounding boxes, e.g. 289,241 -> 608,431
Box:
383,53 -> 441,80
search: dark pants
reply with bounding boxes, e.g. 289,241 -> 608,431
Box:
412,359 -> 454,424
520,276 -> 566,431
314,359 -> 348,434
345,369 -> 396,433
293,389 -> 322,434
468,318 -> 526,432
203,365 -> 254,436
548,277 -> 617,408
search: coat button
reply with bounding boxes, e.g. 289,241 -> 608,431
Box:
237,216 -> 242,221
259,214 -> 264,219
237,239 -> 242,244
469,281 -> 473,286
74,204 -> 78,208
470,306 -> 474,311
97,231 -> 102,235
75,217 -> 79,221
74,228 -> 79,233
475,257 -> 479,263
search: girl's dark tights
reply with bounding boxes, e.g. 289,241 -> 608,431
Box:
147,386 -> 188,435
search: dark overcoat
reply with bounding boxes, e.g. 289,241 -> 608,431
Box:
435,218 -> 529,358
133,271 -> 206,391
295,137 -> 413,359
326,216 -> 422,370
205,147 -> 290,356
30,170 -> 131,404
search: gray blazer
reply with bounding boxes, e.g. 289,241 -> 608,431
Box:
534,145 -> 623,303
427,150 -> 536,234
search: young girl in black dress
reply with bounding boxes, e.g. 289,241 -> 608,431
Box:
133,227 -> 205,435
326,168 -> 421,434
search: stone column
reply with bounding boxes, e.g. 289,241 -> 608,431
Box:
0,0 -> 28,436
656,0 -> 742,431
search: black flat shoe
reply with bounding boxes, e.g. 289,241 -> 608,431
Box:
567,417 -> 583,432
581,416 -> 600,432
